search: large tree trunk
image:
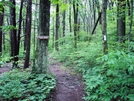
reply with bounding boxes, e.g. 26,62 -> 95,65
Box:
117,0 -> 126,43
55,3 -> 59,51
34,0 -> 50,73
24,0 -> 32,69
10,0 -> 18,68
0,4 -> 4,56
102,0 -> 108,54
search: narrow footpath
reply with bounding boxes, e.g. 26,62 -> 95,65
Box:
48,59 -> 85,101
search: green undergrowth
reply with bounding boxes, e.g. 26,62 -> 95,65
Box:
83,51 -> 134,101
49,29 -> 134,101
0,69 -> 56,101
50,34 -> 134,100
50,33 -> 102,69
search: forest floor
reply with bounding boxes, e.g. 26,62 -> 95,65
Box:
0,63 -> 11,74
48,58 -> 85,101
0,58 -> 85,101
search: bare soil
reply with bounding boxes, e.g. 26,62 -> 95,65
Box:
48,59 -> 85,101
0,63 -> 11,74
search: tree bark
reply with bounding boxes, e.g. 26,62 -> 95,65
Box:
117,0 -> 126,43
128,0 -> 133,50
93,0 -> 96,25
73,0 -> 78,48
55,3 -> 59,51
17,0 -> 24,55
62,7 -> 66,43
10,0 -> 18,68
33,0 -> 38,68
102,0 -> 108,54
128,0 -> 133,41
24,0 -> 32,69
52,17 -> 55,48
0,4 -> 4,56
69,3 -> 72,32
34,0 -> 50,73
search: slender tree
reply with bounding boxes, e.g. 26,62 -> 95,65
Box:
92,0 -> 96,25
35,0 -> 50,73
52,17 -> 55,48
33,0 -> 39,67
17,0 -> 24,55
62,6 -> 66,39
10,0 -> 18,68
73,0 -> 78,48
24,0 -> 32,69
102,0 -> 108,54
69,1 -> 72,32
0,3 -> 4,56
33,0 -> 38,53
55,3 -> 59,51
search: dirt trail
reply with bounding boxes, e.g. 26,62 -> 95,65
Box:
0,63 -> 11,74
0,59 -> 85,101
48,59 -> 85,101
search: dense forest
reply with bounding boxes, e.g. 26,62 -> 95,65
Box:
0,0 -> 134,101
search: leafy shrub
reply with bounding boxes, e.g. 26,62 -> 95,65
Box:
0,69 -> 56,101
83,51 -> 134,101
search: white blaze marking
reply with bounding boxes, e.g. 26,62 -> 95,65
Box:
104,35 -> 106,41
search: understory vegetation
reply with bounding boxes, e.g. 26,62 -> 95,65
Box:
0,0 -> 134,101
50,31 -> 134,101
0,69 -> 56,101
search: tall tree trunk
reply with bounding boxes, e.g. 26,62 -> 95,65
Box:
34,0 -> 50,73
10,0 -> 18,68
128,0 -> 133,50
102,0 -> 108,54
88,0 -> 93,30
33,0 -> 38,68
24,1 -> 28,51
33,0 -> 38,53
73,1 -> 78,48
55,3 -> 59,51
24,0 -> 32,69
17,0 -> 24,55
0,4 -> 4,56
23,18 -> 26,51
52,17 -> 55,48
117,0 -> 126,43
69,3 -> 72,32
93,0 -> 96,25
95,0 -> 101,24
62,8 -> 66,43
